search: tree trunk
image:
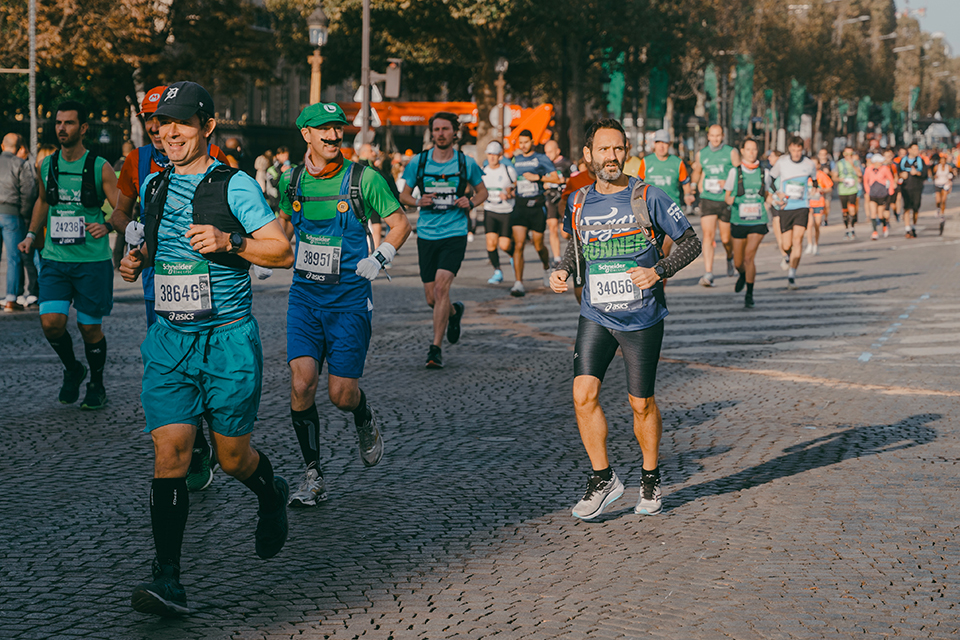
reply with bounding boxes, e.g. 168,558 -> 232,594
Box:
128,66 -> 146,147
813,96 -> 823,152
566,37 -> 585,157
472,58 -> 497,166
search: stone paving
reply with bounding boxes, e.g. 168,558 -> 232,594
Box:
1,190 -> 959,639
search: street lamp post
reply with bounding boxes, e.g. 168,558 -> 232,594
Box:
360,0 -> 371,145
307,2 -> 329,105
495,57 -> 508,148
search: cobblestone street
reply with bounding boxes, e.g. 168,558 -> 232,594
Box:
2,195 -> 959,639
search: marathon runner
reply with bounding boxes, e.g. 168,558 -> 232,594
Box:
899,142 -> 928,238
692,124 -> 739,287
805,157 -> 833,255
723,138 -> 769,308
544,140 -> 573,268
932,152 -> 954,235
399,112 -> 487,369
509,129 -> 560,297
550,118 -> 702,519
120,82 -> 294,616
17,101 -> 120,410
278,103 -> 411,508
636,130 -> 695,256
816,148 -> 837,227
770,136 -> 818,290
836,147 -> 863,241
112,85 -> 231,492
481,141 -> 517,285
864,153 -> 896,240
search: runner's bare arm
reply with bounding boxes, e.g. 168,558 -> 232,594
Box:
185,219 -> 294,268
381,207 -> 412,251
399,183 -> 432,208
87,163 -> 121,239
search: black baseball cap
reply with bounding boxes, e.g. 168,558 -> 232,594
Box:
154,81 -> 215,120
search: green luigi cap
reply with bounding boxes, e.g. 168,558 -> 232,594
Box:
296,102 -> 348,129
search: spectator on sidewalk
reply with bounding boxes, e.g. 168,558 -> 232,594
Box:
0,133 -> 36,312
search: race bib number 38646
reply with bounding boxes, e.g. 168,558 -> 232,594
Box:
295,232 -> 342,284
154,260 -> 213,323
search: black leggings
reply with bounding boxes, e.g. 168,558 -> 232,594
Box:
573,316 -> 664,399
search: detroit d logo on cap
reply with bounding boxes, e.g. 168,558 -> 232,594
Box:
165,87 -> 180,101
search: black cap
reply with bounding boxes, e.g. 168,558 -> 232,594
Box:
154,81 -> 215,120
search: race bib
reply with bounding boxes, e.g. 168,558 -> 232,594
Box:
516,177 -> 539,197
295,232 -> 341,284
589,261 -> 641,308
739,202 -> 762,220
425,180 -> 457,211
51,214 -> 86,246
154,260 -> 213,323
650,175 -> 671,187
843,177 -> 856,188
704,178 -> 723,194
784,182 -> 805,199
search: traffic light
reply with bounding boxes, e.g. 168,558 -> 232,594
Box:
385,58 -> 402,99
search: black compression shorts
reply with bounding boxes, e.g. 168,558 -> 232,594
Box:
840,194 -> 859,210
573,316 -> 664,399
484,211 -> 513,238
700,198 -> 731,222
902,188 -> 922,213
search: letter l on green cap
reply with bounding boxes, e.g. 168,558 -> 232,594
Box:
296,103 -> 348,129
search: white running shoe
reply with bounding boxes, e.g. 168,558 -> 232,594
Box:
779,257 -> 789,271
510,281 -> 526,297
288,466 -> 328,508
635,473 -> 662,516
812,244 -> 819,255
804,244 -> 814,255
572,471 -> 624,520
542,270 -> 551,288
726,258 -> 736,277
698,274 -> 715,287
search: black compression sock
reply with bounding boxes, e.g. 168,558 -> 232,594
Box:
352,389 -> 369,425
641,466 -> 660,481
488,250 -> 500,270
47,332 -> 78,369
292,404 -> 321,468
151,478 -> 189,567
242,453 -> 280,512
594,467 -> 613,482
84,338 -> 106,386
746,282 -> 754,295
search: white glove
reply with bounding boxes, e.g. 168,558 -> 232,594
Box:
125,221 -> 145,246
356,242 -> 397,281
252,265 -> 273,280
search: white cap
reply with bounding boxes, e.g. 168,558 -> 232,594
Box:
652,130 -> 671,143
869,153 -> 883,163
485,141 -> 504,155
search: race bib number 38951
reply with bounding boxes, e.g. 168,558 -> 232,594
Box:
295,232 -> 342,284
154,260 -> 213,323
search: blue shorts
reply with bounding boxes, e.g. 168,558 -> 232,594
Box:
141,315 -> 263,436
38,258 -> 113,319
142,266 -> 157,326
287,301 -> 372,379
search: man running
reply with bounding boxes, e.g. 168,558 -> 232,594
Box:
17,101 -> 120,409
724,138 -> 769,308
899,142 -> 927,238
481,141 -> 516,284
836,147 -> 862,241
550,119 -> 702,519
120,82 -> 294,617
278,103 -> 411,508
933,152 -> 954,235
544,140 -> 572,267
636,129 -> 695,255
692,124 -> 739,286
770,136 -> 818,290
399,112 -> 486,369
509,129 -> 560,297
816,148 -> 837,227
805,157 -> 833,255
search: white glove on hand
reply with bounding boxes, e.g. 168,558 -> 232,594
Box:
125,221 -> 145,246
252,265 -> 273,280
355,242 -> 397,281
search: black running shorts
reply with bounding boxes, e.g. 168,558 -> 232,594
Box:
483,211 -> 513,238
902,188 -> 922,213
511,199 -> 547,233
574,316 -> 664,399
700,198 -> 731,222
778,208 -> 809,233
731,223 -> 768,239
839,194 -> 858,210
417,235 -> 468,283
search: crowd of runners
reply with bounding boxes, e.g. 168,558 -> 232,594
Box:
0,80 -> 955,618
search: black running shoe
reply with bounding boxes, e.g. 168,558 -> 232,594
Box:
58,363 -> 87,404
131,560 -> 188,617
425,344 -> 443,369
80,382 -> 107,410
734,272 -> 746,293
744,293 -> 755,308
447,301 -> 464,344
940,219 -> 946,236
255,477 -> 289,560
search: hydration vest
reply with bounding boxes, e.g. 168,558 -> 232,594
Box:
415,149 -> 468,203
142,164 -> 250,271
285,162 -> 368,223
46,150 -> 102,207
736,165 -> 768,199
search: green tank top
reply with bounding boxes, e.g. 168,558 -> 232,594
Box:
731,167 -> 769,226
41,151 -> 111,263
642,154 -> 684,206
699,144 -> 735,201
836,159 -> 859,196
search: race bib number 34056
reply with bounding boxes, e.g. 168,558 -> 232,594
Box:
154,260 -> 213,323
295,232 -> 342,284
589,260 -> 642,309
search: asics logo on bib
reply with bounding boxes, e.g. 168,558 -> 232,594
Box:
604,302 -> 630,312
167,312 -> 196,321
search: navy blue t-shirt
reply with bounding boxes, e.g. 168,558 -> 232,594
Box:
512,151 -> 557,199
565,179 -> 692,331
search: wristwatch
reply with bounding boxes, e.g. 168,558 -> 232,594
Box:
228,232 -> 244,254
654,264 -> 666,279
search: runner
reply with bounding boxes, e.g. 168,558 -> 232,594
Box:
836,147 -> 863,241
120,82 -> 294,616
17,101 -> 120,410
480,141 -> 516,284
863,153 -> 896,240
932,152 -> 954,235
544,140 -> 572,268
723,139 -> 769,308
692,124 -> 739,287
636,130 -> 695,257
805,157 -> 834,255
881,148 -> 899,235
508,129 -> 560,297
278,102 -> 411,508
770,136 -> 818,290
111,86 -> 231,492
550,118 -> 702,519
399,112 -> 487,369
816,148 -> 837,227
899,142 -> 928,238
